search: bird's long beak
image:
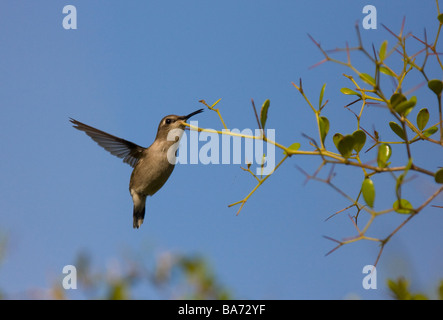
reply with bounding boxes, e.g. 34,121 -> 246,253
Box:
180,108 -> 204,121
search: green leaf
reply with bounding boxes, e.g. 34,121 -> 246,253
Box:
379,40 -> 388,61
411,294 -> 429,300
438,281 -> 443,300
387,278 -> 426,299
340,88 -> 360,96
395,158 -> 413,197
380,66 -> 396,77
439,13 -> 443,24
388,278 -> 411,300
389,121 -> 406,140
362,178 -> 375,208
319,83 -> 326,108
359,73 -> 376,86
352,130 -> 366,153
393,199 -> 414,214
332,133 -> 343,149
394,96 -> 416,116
423,126 -> 438,137
337,135 -> 355,159
390,93 -> 407,110
107,281 -> 129,300
319,116 -> 329,145
428,79 -> 443,96
416,108 -> 429,131
284,142 -> 301,156
377,143 -> 392,168
260,99 -> 270,129
435,168 -> 443,184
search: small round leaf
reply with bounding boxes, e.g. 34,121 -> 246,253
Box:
435,168 -> 443,184
359,73 -> 376,86
389,121 -> 406,140
377,143 -> 392,168
337,135 -> 355,159
352,130 -> 366,153
379,40 -> 388,61
423,126 -> 438,138
390,93 -> 406,110
380,66 -> 396,77
319,116 -> 330,145
416,108 -> 430,131
333,133 -> 343,149
428,79 -> 443,96
284,142 -> 301,156
393,199 -> 414,214
394,96 -> 416,116
340,88 -> 360,96
362,178 -> 375,208
260,99 -> 270,129
319,83 -> 326,108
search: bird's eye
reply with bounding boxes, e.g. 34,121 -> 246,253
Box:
165,118 -> 172,124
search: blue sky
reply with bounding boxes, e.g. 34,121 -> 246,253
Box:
1,1 -> 442,299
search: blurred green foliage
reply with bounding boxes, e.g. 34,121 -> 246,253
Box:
387,277 -> 443,300
51,251 -> 232,300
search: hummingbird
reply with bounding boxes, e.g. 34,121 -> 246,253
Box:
70,109 -> 203,229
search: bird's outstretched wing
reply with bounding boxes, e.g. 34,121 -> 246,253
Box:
70,118 -> 146,168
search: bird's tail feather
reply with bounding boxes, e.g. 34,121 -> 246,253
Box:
133,204 -> 145,229
131,190 -> 146,229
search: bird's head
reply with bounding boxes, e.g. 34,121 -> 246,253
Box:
155,108 -> 204,142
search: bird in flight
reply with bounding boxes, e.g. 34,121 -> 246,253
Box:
70,109 -> 203,229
